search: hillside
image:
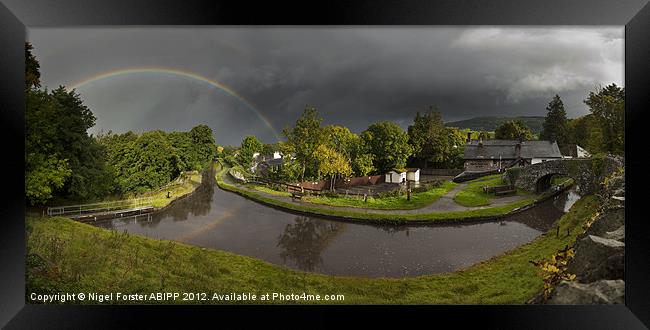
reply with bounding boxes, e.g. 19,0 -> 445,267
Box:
445,116 -> 545,134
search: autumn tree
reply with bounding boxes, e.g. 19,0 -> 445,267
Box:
315,144 -> 352,190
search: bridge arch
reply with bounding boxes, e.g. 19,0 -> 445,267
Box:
506,157 -> 623,195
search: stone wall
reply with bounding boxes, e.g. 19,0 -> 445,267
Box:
546,168 -> 625,305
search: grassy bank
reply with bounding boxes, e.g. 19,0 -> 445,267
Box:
216,166 -> 536,223
129,171 -> 202,209
25,194 -> 599,304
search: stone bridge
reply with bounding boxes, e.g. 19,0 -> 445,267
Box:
506,156 -> 624,194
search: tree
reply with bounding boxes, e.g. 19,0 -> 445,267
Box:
584,84 -> 624,155
495,120 -> 534,140
25,42 -> 41,89
189,124 -> 216,168
566,114 -> 604,154
25,82 -> 114,203
361,121 -> 412,173
408,108 -> 465,168
352,153 -> 375,177
282,106 -> 325,181
25,89 -> 71,204
314,144 -> 352,190
45,87 -> 114,201
540,95 -> 569,145
239,135 -> 263,168
323,125 -> 356,161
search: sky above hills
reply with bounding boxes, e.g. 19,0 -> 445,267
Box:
28,27 -> 623,145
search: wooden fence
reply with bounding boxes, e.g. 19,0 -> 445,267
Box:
420,168 -> 463,176
46,197 -> 155,217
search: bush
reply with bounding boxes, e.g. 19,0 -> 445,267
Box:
411,180 -> 443,193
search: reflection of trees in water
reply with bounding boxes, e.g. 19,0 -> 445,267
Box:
276,217 -> 346,271
139,169 -> 215,227
376,225 -> 409,236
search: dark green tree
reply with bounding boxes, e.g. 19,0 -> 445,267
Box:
25,89 -> 72,204
407,107 -> 462,168
584,84 -> 624,155
25,42 -> 41,89
282,106 -> 325,181
361,121 -> 412,173
189,124 -> 217,168
239,135 -> 263,168
566,114 -> 604,154
540,95 -> 569,145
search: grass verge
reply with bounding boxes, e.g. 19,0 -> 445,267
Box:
25,195 -> 599,304
454,174 -> 528,207
133,171 -> 203,209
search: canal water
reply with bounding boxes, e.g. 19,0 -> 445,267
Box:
95,170 -> 581,278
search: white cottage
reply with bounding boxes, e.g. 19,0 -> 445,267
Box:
385,168 -> 420,183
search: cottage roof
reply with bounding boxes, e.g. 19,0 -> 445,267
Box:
463,140 -> 562,160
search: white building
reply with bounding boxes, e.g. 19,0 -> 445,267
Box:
385,168 -> 420,183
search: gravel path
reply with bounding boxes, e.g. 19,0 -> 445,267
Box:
220,169 -> 531,215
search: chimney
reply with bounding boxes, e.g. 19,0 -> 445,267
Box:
466,132 -> 472,143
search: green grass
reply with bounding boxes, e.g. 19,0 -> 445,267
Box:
246,184 -> 293,197
25,194 -> 600,304
300,181 -> 457,210
215,166 -> 537,223
453,174 -> 528,207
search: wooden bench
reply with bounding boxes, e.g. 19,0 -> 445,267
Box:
483,186 -> 496,194
291,192 -> 303,201
493,185 -> 516,196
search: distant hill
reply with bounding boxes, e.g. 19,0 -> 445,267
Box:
445,116 -> 545,134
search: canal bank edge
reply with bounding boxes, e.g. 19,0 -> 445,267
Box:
214,164 -> 571,225
25,194 -> 600,304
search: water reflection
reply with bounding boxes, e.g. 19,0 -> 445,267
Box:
277,217 -> 345,271
161,170 -> 215,221
554,190 -> 581,213
92,167 -> 581,277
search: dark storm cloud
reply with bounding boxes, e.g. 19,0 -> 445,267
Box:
28,27 -> 623,145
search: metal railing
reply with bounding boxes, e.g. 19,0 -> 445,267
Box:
46,197 -> 154,217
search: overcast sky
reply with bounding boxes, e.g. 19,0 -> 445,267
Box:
28,27 -> 623,145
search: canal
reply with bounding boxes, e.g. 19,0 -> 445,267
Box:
95,169 -> 581,278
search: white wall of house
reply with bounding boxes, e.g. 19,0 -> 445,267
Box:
406,169 -> 420,182
385,171 -> 406,183
531,158 -> 560,164
273,151 -> 281,159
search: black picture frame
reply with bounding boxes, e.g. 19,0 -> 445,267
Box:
1,0 -> 649,328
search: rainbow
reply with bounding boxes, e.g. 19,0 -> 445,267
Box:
68,67 -> 281,140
